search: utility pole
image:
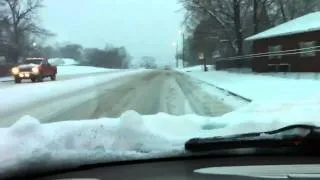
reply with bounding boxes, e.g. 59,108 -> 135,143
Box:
182,32 -> 185,68
172,42 -> 178,68
198,52 -> 207,72
176,42 -> 178,68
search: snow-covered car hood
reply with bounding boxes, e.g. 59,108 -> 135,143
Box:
1,96 -> 320,179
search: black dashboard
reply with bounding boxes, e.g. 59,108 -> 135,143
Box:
27,155 -> 320,180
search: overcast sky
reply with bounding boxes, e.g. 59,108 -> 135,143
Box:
40,0 -> 184,65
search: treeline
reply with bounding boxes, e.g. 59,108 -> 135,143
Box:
0,0 -> 131,69
35,44 -> 131,69
179,0 -> 320,66
0,0 -> 53,64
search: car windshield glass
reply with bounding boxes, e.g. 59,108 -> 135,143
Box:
1,0 -> 320,179
24,60 -> 42,64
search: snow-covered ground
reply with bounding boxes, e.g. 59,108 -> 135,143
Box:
179,66 -> 320,102
48,58 -> 80,66
0,76 -> 13,82
1,66 -> 320,178
223,68 -> 320,81
56,65 -> 119,76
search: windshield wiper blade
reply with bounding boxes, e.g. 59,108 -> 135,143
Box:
185,124 -> 320,153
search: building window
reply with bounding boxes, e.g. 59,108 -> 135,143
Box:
268,45 -> 282,59
300,41 -> 316,57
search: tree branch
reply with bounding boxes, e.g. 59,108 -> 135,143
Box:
194,1 -> 237,53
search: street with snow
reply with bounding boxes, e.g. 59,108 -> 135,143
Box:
1,64 -> 320,178
0,67 -> 242,127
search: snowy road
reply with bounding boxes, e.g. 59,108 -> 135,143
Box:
0,70 -> 234,126
0,71 -> 120,89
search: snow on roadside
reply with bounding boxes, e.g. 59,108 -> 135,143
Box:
176,71 -> 248,109
2,94 -> 320,178
56,65 -> 119,76
0,77 -> 13,82
178,66 -> 320,101
47,58 -> 121,75
48,58 -> 80,66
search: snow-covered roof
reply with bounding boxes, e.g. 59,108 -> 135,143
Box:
246,12 -> 320,41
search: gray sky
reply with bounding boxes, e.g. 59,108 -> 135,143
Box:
40,0 -> 184,66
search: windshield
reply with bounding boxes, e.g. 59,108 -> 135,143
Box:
24,60 -> 43,65
1,0 -> 320,178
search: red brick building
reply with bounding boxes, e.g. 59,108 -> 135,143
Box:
245,12 -> 320,72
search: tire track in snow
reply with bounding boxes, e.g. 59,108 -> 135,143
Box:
175,73 -> 233,117
1,70 -> 236,126
160,71 -> 193,115
48,71 -> 162,121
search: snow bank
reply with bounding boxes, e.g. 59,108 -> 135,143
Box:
1,95 -> 320,178
179,66 -> 320,101
48,58 -> 121,76
56,65 -> 119,76
0,77 -> 13,82
48,58 -> 80,66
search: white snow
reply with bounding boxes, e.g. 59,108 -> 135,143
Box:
1,96 -> 320,178
48,58 -> 80,66
0,77 -> 13,82
246,12 -> 320,41
177,66 -> 320,132
0,70 -> 149,123
56,65 -> 119,76
1,66 -> 320,178
179,66 -> 320,101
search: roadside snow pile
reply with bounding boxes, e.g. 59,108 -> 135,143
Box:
1,96 -> 320,178
57,65 -> 118,76
48,58 -> 80,66
0,77 -> 13,82
179,66 -> 320,101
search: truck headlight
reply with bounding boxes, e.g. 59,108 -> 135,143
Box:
11,67 -> 19,75
32,67 -> 39,74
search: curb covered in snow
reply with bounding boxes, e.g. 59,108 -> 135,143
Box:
177,72 -> 252,103
205,82 -> 252,102
0,78 -> 13,83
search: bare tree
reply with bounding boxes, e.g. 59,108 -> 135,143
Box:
278,0 -> 287,22
84,46 -> 131,69
180,0 -> 320,60
180,0 -> 253,56
3,0 -> 53,63
140,56 -> 157,69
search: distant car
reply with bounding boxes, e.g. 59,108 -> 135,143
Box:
164,65 -> 171,70
11,57 -> 57,83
